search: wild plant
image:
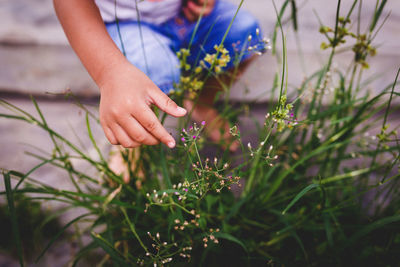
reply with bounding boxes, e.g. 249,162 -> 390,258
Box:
1,0 -> 400,266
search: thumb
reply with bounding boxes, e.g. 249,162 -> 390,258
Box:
151,90 -> 187,117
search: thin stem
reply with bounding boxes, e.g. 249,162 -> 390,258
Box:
121,207 -> 150,255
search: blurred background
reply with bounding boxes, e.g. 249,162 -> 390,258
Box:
0,0 -> 399,99
0,0 -> 399,265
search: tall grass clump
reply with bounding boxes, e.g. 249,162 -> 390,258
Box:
1,0 -> 400,266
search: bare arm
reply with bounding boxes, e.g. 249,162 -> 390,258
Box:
54,0 -> 186,148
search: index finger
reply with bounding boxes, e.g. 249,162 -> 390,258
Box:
133,105 -> 176,148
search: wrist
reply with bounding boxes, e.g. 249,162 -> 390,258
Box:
96,56 -> 131,93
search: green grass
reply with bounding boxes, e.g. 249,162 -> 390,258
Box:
1,0 -> 400,266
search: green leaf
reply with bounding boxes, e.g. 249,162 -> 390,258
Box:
36,213 -> 92,263
263,140 -> 350,203
91,231 -> 129,266
214,232 -> 248,254
72,241 -> 99,267
13,158 -> 58,191
86,112 -> 106,163
345,214 -> 400,248
120,207 -> 149,254
290,0 -> 298,31
225,195 -> 248,222
369,0 -> 388,32
271,0 -> 290,54
318,168 -> 373,185
3,171 -> 25,267
159,147 -> 172,188
282,183 -> 320,214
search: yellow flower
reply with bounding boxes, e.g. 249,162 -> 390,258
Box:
204,54 -> 215,65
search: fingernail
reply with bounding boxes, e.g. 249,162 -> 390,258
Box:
177,107 -> 187,114
167,140 -> 176,148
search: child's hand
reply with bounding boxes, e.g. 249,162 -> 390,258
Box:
183,0 -> 215,22
98,62 -> 187,148
53,0 -> 187,149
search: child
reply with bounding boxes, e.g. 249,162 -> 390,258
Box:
53,0 -> 261,149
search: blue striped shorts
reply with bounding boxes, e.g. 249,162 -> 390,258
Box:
106,0 -> 262,94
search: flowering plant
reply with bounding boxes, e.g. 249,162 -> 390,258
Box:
1,0 -> 400,266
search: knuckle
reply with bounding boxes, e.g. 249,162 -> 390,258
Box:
99,117 -> 106,127
124,98 -> 133,107
101,125 -> 117,145
145,138 -> 158,146
146,121 -> 157,132
135,134 -> 145,143
110,108 -> 121,118
109,139 -> 118,145
120,140 -> 132,148
165,98 -> 172,106
120,142 -> 128,148
132,142 -> 141,148
165,97 -> 176,108
109,136 -> 118,145
149,139 -> 159,145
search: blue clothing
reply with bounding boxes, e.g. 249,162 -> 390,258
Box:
106,0 -> 261,94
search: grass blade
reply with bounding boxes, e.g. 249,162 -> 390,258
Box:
369,0 -> 387,32
263,140 -> 350,203
72,241 -> 99,267
282,183 -> 320,214
159,147 -> 172,188
86,112 -> 106,163
272,0 -> 290,54
290,0 -> 298,31
3,171 -> 25,267
30,96 -> 62,157
345,214 -> 400,249
319,168 -> 373,185
91,231 -> 129,266
35,213 -> 92,263
14,158 -> 58,191
214,232 -> 248,254
120,207 -> 149,254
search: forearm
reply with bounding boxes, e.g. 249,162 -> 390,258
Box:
54,0 -> 186,148
53,0 -> 128,89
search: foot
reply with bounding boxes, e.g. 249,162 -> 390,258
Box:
184,100 -> 239,152
108,146 -> 145,188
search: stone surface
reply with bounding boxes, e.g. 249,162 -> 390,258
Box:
0,1 -> 399,264
0,98 -> 103,266
0,0 -> 67,46
229,0 -> 400,102
0,45 -> 98,97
